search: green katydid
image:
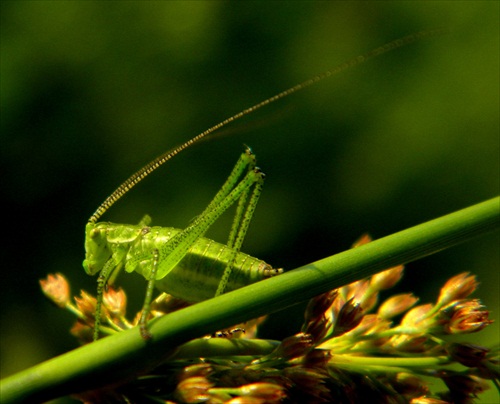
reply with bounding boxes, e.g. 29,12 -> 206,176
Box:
83,30 -> 444,340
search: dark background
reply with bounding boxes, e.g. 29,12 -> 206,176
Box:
1,2 -> 499,402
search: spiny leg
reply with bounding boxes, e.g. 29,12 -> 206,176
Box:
138,248 -> 159,339
94,258 -> 118,341
215,169 -> 265,296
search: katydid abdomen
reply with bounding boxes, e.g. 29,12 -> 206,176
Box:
134,227 -> 282,302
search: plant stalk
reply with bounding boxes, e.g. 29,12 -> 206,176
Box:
1,196 -> 498,403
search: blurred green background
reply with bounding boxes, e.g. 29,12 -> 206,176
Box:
1,1 -> 498,402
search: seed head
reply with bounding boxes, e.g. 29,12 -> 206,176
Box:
74,290 -> 99,321
283,366 -> 331,402
70,321 -> 93,343
351,233 -> 372,247
103,286 -> 127,317
440,374 -> 490,402
40,273 -> 70,308
279,333 -> 314,359
174,376 -> 213,403
332,298 -> 364,337
401,303 -> 434,329
370,265 -> 404,291
437,272 -> 478,307
238,382 -> 286,401
446,342 -> 489,368
304,290 -> 338,322
378,293 -> 419,320
302,314 -> 331,344
441,300 -> 492,334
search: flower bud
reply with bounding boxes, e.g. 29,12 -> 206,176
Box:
279,333 -> 314,359
74,290 -> 98,320
441,374 -> 489,397
180,363 -> 213,380
103,286 -> 127,317
174,376 -> 212,403
332,299 -> 364,337
401,304 -> 433,328
351,233 -> 372,247
40,273 -> 70,308
441,299 -> 492,334
446,342 -> 489,368
437,272 -> 478,306
378,293 -> 418,319
304,290 -> 338,322
303,315 -> 331,344
284,366 -> 331,402
370,265 -> 404,291
239,382 -> 286,400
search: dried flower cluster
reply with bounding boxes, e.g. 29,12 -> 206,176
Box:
40,236 -> 498,403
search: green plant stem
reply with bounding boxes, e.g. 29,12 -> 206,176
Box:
1,197 -> 498,403
330,354 -> 453,376
332,354 -> 451,369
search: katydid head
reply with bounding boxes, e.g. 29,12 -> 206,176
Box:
83,222 -> 113,276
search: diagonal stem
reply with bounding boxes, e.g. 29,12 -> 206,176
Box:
1,196 -> 498,404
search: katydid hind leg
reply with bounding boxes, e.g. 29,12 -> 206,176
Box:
216,169 -> 265,297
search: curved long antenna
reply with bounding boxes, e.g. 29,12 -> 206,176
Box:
88,29 -> 446,224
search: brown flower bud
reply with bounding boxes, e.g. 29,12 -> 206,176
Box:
342,313 -> 382,337
74,290 -> 99,320
378,293 -> 419,319
40,273 -> 70,308
302,349 -> 331,369
351,233 -> 372,247
304,290 -> 338,322
441,299 -> 492,334
332,298 -> 364,337
179,363 -> 213,380
284,366 -> 331,402
437,273 -> 478,307
174,376 -> 212,403
394,372 -> 429,397
238,382 -> 286,400
279,333 -> 314,359
446,342 -> 489,368
70,320 -> 93,343
303,315 -> 331,344
370,265 -> 404,291
401,304 -> 433,329
441,374 -> 490,397
103,286 -> 127,317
